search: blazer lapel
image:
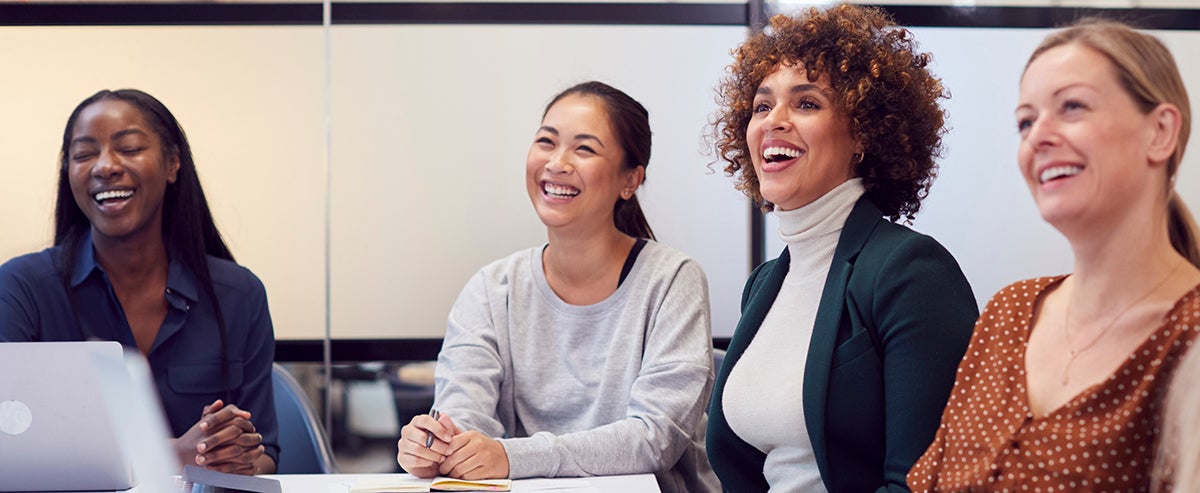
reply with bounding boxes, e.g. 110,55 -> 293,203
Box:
725,249 -> 790,367
802,196 -> 882,481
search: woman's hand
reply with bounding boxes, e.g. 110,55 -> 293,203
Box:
397,413 -> 458,477
438,431 -> 509,481
174,400 -> 269,475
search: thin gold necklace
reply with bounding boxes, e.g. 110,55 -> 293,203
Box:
1061,259 -> 1185,386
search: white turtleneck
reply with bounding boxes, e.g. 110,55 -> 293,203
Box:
723,178 -> 865,493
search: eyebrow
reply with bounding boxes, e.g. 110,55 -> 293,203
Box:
756,83 -> 825,96
1015,82 -> 1094,114
70,128 -> 149,147
538,126 -> 606,148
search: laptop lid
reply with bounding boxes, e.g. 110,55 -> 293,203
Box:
91,346 -> 177,493
0,341 -> 134,492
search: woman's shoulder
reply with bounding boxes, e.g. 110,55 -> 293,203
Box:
639,239 -> 699,267
629,240 -> 708,285
473,246 -> 541,280
0,247 -> 62,284
204,255 -> 267,295
980,276 -> 1063,314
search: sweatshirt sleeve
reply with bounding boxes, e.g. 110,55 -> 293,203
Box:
433,269 -> 509,438
501,260 -> 714,479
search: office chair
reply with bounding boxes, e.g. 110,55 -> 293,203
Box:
272,363 -> 338,474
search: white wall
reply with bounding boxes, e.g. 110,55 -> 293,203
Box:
0,23 -> 751,340
328,25 -> 750,339
6,20 -> 1200,341
766,27 -> 1200,310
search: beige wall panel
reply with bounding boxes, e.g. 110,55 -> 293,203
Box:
0,26 -> 327,340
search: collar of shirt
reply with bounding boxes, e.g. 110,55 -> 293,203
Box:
68,230 -> 199,313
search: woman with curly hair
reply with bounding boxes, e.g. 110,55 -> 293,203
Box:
908,19 -> 1200,492
705,4 -> 978,491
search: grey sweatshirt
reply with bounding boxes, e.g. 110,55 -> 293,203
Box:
433,240 -> 720,493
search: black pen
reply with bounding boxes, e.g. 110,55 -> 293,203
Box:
424,409 -> 440,449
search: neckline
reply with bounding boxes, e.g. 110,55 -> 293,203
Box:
1019,276 -> 1200,420
531,243 -> 642,314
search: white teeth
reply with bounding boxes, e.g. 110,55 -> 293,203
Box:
543,183 -> 580,197
1039,165 -> 1083,184
94,190 -> 134,202
762,146 -> 803,160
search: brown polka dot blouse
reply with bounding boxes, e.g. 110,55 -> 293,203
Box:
907,277 -> 1200,492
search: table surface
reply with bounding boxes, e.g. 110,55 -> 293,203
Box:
77,473 -> 661,493
266,473 -> 661,493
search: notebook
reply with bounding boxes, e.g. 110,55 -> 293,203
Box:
0,341 -> 134,492
351,476 -> 512,492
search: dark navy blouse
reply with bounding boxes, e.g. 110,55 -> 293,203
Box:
0,234 -> 279,465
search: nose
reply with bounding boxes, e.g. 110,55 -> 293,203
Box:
545,149 -> 572,174
91,149 -> 124,180
763,105 -> 792,133
1025,115 -> 1060,151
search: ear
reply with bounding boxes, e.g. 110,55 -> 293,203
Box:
622,165 -> 646,199
1146,102 -> 1182,167
166,153 -> 181,184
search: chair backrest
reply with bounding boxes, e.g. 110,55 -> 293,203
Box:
272,363 -> 337,474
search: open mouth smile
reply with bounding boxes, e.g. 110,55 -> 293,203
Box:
1038,165 -> 1083,184
542,181 -> 580,199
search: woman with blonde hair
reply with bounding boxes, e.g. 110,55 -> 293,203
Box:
909,19 -> 1200,491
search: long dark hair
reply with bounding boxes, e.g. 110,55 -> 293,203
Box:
56,89 -> 234,399
544,81 -> 656,240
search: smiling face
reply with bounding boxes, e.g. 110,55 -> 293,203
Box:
526,94 -> 640,235
1017,43 -> 1165,231
746,64 -> 862,211
67,99 -> 180,246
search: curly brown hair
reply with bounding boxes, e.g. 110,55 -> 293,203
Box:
712,4 -> 948,221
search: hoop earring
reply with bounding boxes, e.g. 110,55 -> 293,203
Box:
852,152 -> 865,165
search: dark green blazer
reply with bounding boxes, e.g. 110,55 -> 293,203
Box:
707,197 -> 978,493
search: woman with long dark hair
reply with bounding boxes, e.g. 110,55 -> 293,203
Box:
0,89 -> 278,475
395,81 -> 719,493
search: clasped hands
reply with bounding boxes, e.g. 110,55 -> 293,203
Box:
175,399 -> 267,475
397,413 -> 510,480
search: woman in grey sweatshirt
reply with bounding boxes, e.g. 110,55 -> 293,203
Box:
395,81 -> 720,493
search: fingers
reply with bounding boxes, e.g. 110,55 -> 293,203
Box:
438,432 -> 481,477
199,443 -> 264,470
439,432 -> 508,480
201,399 -> 223,417
200,405 -> 249,433
437,414 -> 461,436
397,420 -> 449,470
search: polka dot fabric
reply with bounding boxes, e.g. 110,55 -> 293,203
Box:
907,277 -> 1200,492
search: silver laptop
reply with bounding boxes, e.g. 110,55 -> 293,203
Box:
0,341 -> 134,492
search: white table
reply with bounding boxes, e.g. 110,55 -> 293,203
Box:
260,473 -> 661,493
93,472 -> 661,493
